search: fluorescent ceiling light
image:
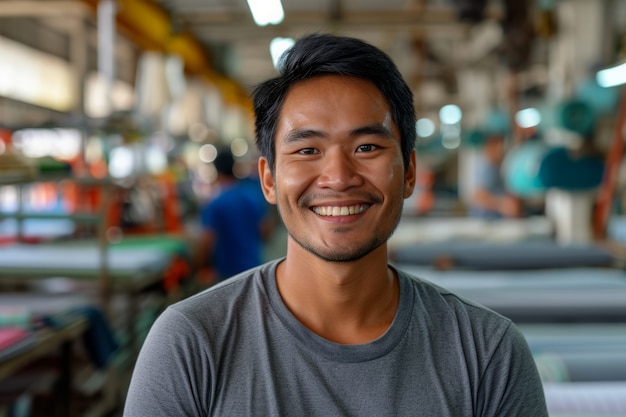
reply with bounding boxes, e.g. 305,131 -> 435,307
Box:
270,37 -> 294,68
246,0 -> 284,26
596,62 -> 626,88
515,108 -> 541,128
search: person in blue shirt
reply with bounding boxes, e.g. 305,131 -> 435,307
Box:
197,147 -> 274,283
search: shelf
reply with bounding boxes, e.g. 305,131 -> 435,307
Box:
0,173 -> 118,187
0,212 -> 102,223
0,172 -> 36,186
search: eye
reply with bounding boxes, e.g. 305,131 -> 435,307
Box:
356,144 -> 378,152
298,148 -> 319,155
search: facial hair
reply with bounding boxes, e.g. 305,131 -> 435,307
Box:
276,185 -> 405,263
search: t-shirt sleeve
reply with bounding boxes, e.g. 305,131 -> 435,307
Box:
476,322 -> 549,417
123,307 -> 210,417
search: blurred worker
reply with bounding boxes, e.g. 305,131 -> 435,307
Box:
196,147 -> 274,283
468,134 -> 523,219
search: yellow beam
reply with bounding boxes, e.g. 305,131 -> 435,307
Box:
81,0 -> 251,107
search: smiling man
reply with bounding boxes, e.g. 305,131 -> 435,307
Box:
124,34 -> 548,417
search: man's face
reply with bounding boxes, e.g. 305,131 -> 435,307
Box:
259,75 -> 416,262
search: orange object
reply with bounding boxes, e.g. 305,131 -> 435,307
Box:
593,89 -> 626,239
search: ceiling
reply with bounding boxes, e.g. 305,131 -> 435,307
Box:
0,0 -> 593,132
150,0 -> 532,119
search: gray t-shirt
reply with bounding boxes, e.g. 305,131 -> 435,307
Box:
123,259 -> 548,416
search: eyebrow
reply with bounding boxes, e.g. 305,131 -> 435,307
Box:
283,128 -> 325,144
282,123 -> 395,145
350,124 -> 395,139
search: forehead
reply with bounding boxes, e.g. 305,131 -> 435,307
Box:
278,75 -> 391,124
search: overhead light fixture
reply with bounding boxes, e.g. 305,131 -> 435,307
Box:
246,0 -> 284,26
516,107 -> 541,128
596,61 -> 626,88
270,37 -> 294,69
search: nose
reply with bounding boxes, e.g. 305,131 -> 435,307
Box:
315,149 -> 364,190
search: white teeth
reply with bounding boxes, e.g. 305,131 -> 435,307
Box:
313,204 -> 368,216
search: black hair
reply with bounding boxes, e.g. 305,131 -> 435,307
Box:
253,33 -> 416,173
213,147 -> 235,177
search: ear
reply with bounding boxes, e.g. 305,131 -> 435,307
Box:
258,157 -> 277,205
403,150 -> 417,199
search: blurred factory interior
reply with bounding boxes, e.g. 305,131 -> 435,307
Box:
1,0 -> 626,415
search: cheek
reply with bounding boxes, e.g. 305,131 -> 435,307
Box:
276,163 -> 316,200
388,158 -> 411,198
383,156 -> 405,184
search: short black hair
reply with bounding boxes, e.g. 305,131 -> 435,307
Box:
213,147 -> 235,177
253,33 -> 416,173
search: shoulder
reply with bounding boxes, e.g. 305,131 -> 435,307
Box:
395,267 -> 533,374
396,267 -> 514,335
474,155 -> 498,177
165,261 -> 277,327
142,261 -> 278,364
177,260 -> 273,303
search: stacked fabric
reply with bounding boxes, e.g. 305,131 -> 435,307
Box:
0,327 -> 36,362
0,151 -> 36,183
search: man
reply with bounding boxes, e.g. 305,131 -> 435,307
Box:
196,147 -> 274,283
468,133 -> 523,219
124,33 -> 548,416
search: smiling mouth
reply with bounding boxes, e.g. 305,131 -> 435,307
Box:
312,204 -> 370,217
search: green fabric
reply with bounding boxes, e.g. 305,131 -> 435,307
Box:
110,234 -> 189,257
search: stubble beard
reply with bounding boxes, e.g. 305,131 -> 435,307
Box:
289,227 -> 391,263
278,188 -> 405,263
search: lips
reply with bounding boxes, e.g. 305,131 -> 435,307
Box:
311,204 -> 369,216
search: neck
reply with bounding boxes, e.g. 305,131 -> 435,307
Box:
276,243 -> 398,344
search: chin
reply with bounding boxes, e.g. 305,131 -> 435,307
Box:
303,239 -> 386,263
